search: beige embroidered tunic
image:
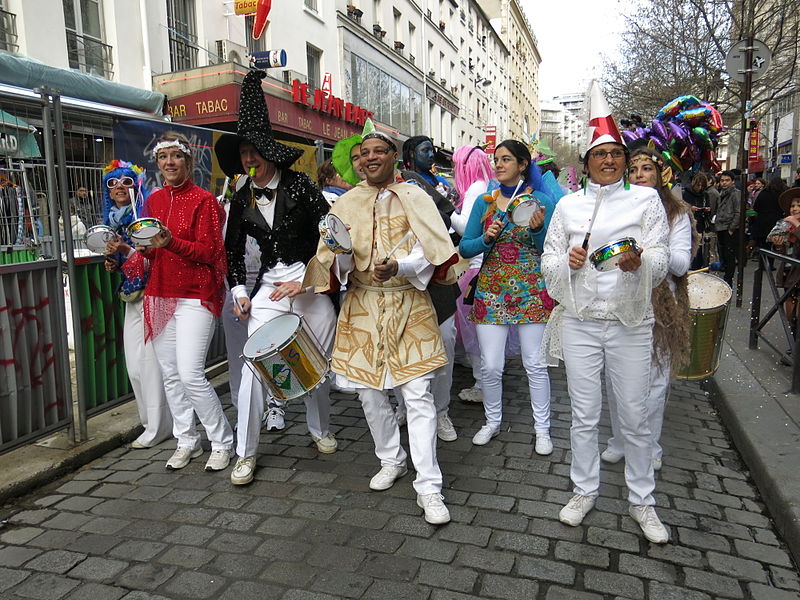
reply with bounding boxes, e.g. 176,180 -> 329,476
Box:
304,176 -> 458,390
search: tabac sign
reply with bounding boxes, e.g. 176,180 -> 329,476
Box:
290,80 -> 373,126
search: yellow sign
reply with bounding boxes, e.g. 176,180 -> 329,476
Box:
234,0 -> 258,15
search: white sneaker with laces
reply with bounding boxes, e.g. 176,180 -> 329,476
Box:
263,405 -> 285,431
535,434 -> 553,456
369,465 -> 408,491
652,457 -> 663,471
165,447 -> 203,470
230,456 -> 256,485
601,447 -> 624,464
395,408 -> 407,427
204,449 -> 232,472
437,413 -> 457,442
417,493 -> 451,525
629,505 -> 669,543
311,433 -> 338,454
472,424 -> 500,446
559,494 -> 596,526
458,386 -> 483,403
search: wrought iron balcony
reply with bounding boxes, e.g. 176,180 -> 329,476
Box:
0,9 -> 19,53
66,30 -> 113,79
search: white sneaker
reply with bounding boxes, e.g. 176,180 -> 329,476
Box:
559,494 -> 596,526
204,449 -> 232,472
652,457 -> 663,471
535,434 -> 553,456
395,408 -> 407,427
437,413 -> 458,442
629,505 -> 669,544
458,386 -> 483,403
311,433 -> 338,454
230,456 -> 256,485
472,424 -> 499,446
601,447 -> 624,463
417,493 -> 451,525
369,465 -> 408,491
263,406 -> 285,431
165,447 -> 203,470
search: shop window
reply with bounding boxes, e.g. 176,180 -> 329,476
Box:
245,15 -> 266,55
166,0 -> 198,72
63,0 -> 113,78
306,44 -> 322,91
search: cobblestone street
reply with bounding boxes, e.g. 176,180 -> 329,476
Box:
1,362 -> 798,600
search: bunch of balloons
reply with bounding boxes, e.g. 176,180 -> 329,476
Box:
621,95 -> 724,173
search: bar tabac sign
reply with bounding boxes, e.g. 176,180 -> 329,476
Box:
234,0 -> 258,15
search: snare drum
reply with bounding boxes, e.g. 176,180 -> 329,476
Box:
505,193 -> 541,227
127,217 -> 165,246
243,313 -> 329,402
84,224 -> 116,254
589,237 -> 639,271
318,214 -> 352,254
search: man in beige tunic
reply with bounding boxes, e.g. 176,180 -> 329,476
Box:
304,132 -> 458,525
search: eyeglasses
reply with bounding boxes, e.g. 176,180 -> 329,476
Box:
589,149 -> 626,160
106,177 -> 134,188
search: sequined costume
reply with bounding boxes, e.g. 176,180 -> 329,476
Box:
143,179 -> 227,341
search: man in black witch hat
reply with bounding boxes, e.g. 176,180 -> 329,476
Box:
215,69 -> 337,486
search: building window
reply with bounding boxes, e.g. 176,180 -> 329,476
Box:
244,15 -> 266,55
166,0 -> 198,72
373,0 -> 381,25
304,0 -> 317,11
352,55 -> 423,136
0,0 -> 17,53
306,44 -> 322,90
63,0 -> 113,78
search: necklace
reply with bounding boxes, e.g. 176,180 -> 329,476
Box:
254,194 -> 274,207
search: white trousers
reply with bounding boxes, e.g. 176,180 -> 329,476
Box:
561,314 -> 655,506
606,349 -> 671,460
123,299 -> 172,446
476,322 -> 550,433
235,286 -> 336,458
151,299 -> 233,451
359,374 -> 442,495
221,291 -> 248,413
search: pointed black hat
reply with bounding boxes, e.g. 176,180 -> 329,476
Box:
215,69 -> 304,177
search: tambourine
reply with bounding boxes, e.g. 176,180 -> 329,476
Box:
505,194 -> 541,227
589,237 -> 639,271
127,217 -> 165,247
84,224 -> 116,254
318,214 -> 352,254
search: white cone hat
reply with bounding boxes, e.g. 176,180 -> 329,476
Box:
586,81 -> 624,152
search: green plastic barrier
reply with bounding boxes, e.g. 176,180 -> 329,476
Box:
74,256 -> 130,411
0,246 -> 39,264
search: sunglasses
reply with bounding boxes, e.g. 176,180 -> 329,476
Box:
106,177 -> 134,188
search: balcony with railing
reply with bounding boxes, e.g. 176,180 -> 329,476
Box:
66,31 -> 113,79
0,8 -> 18,53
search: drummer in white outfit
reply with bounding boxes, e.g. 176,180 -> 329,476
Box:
215,69 -> 337,486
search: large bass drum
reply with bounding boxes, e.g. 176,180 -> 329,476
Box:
675,272 -> 732,380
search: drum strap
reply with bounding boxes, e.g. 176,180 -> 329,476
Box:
350,281 -> 415,292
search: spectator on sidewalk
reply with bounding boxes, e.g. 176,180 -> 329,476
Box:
710,170 -> 741,286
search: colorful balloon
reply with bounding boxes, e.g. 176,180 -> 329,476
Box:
691,126 -> 713,150
667,121 -> 688,141
651,119 -> 668,141
622,130 -> 641,144
656,95 -> 702,120
677,107 -> 712,126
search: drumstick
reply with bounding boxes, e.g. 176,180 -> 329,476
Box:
381,230 -> 414,264
128,188 -> 138,220
220,176 -> 230,201
688,266 -> 710,275
581,188 -> 604,250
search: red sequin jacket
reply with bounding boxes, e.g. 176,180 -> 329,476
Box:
144,179 -> 227,317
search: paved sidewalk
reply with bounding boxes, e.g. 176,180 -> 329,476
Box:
1,353 -> 798,599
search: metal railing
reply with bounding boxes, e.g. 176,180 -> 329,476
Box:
749,248 -> 800,392
0,8 -> 18,53
65,31 -> 114,79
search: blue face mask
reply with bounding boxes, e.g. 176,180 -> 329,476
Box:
413,141 -> 435,173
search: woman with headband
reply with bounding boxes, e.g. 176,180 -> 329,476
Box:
601,146 -> 696,473
140,131 -> 234,472
102,160 -> 172,449
458,140 -> 557,454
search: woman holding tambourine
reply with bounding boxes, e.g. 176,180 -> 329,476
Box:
140,131 -> 233,473
458,140 -> 557,453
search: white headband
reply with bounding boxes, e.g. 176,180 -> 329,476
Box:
153,140 -> 191,157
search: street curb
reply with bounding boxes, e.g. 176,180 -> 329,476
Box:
708,340 -> 800,564
0,379 -> 230,507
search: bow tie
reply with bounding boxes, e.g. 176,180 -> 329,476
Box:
252,186 -> 272,199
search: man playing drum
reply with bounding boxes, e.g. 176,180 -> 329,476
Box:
541,83 -> 671,543
215,69 -> 337,486
304,132 -> 459,525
